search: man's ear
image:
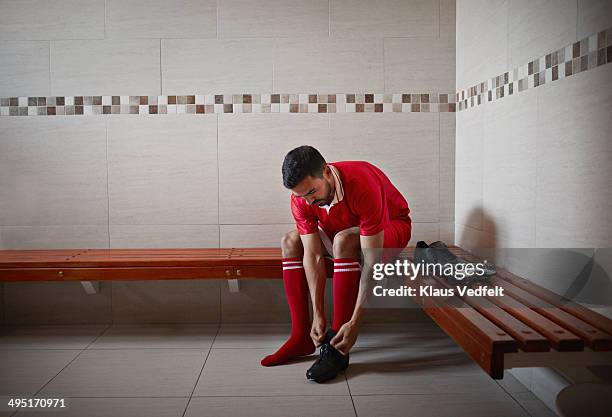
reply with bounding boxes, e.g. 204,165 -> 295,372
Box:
322,164 -> 332,180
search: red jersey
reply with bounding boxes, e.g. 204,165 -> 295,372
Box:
291,161 -> 411,237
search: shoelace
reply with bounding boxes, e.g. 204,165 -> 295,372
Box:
316,343 -> 335,364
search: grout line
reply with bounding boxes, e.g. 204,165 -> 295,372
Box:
328,0 -> 331,38
29,323 -> 113,399
438,113 -> 441,234
345,373 -> 359,417
159,39 -> 163,95
105,118 -> 110,249
575,0 -> 579,43
216,0 -> 220,39
180,323 -> 221,417
48,41 -> 51,96
216,112 -> 220,246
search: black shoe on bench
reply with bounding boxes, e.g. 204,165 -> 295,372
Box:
306,329 -> 349,383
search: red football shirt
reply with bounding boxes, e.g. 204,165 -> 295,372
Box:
290,161 -> 410,238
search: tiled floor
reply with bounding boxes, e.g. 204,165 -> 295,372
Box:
0,322 -> 556,417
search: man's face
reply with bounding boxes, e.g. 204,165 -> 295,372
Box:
291,167 -> 334,207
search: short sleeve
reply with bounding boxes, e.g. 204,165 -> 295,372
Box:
352,177 -> 389,236
290,195 -> 319,235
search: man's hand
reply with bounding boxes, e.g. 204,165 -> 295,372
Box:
330,320 -> 359,355
310,314 -> 326,346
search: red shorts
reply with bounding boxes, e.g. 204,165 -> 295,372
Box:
319,219 -> 411,256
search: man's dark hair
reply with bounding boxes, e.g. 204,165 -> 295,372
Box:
282,145 -> 326,189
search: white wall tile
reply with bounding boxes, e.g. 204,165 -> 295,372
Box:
274,39 -> 383,93
218,114 -> 330,224
106,0 -> 216,39
107,115 -> 218,225
536,64 -> 612,247
384,37 -> 455,92
0,0 -> 104,40
112,280 -> 220,323
439,221 -> 455,244
440,0 -> 457,38
4,282 -> 112,325
508,0 -> 577,70
219,0 -> 329,38
110,225 -> 220,248
410,222 -> 440,245
162,39 -> 273,94
221,279 -> 291,323
0,117 -> 108,226
440,113 -> 455,223
578,0 -> 612,39
220,224 -> 294,247
455,105 -> 484,230
330,0 -> 439,38
0,41 -> 49,97
0,226 -> 108,250
482,87 -> 537,248
51,40 -> 161,96
328,113 -> 440,223
456,0 -> 507,89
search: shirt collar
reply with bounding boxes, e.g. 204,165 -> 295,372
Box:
321,164 -> 344,214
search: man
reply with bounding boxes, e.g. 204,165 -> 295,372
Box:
261,145 -> 412,382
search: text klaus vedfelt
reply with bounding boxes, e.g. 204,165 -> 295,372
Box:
371,260 -> 505,297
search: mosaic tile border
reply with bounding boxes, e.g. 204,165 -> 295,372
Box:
456,27 -> 612,111
0,93 -> 456,116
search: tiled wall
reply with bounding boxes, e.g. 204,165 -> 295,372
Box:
455,1 -> 612,411
455,0 -> 611,251
0,0 -> 455,325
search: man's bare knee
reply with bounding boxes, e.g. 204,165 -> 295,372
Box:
332,230 -> 360,259
281,230 -> 303,258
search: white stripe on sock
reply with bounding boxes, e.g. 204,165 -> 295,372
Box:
282,261 -> 303,265
334,268 -> 361,272
334,262 -> 360,266
283,265 -> 304,270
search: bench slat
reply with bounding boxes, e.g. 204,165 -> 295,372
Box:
431,276 -> 550,352
474,282 -> 584,351
494,268 -> 612,337
456,249 -> 612,351
490,276 -> 612,351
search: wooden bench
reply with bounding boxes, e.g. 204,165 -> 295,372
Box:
1,247 -> 611,386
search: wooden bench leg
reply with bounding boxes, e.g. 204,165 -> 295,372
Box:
80,281 -> 99,295
228,279 -> 240,293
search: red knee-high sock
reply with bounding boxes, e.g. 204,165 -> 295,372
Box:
261,257 -> 315,366
332,258 -> 361,332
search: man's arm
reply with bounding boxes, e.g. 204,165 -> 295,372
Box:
351,231 -> 384,327
300,233 -> 327,344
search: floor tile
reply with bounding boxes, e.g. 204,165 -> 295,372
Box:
346,347 -> 509,396
0,350 -> 80,396
353,322 -> 451,349
353,393 -> 529,417
38,349 -> 207,397
213,324 -> 291,349
14,398 -> 188,417
193,348 -> 349,396
185,396 -> 356,417
89,324 -> 217,349
0,325 -> 107,350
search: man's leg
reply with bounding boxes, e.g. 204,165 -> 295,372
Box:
305,228 -> 360,382
261,230 -> 315,366
331,228 -> 361,332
